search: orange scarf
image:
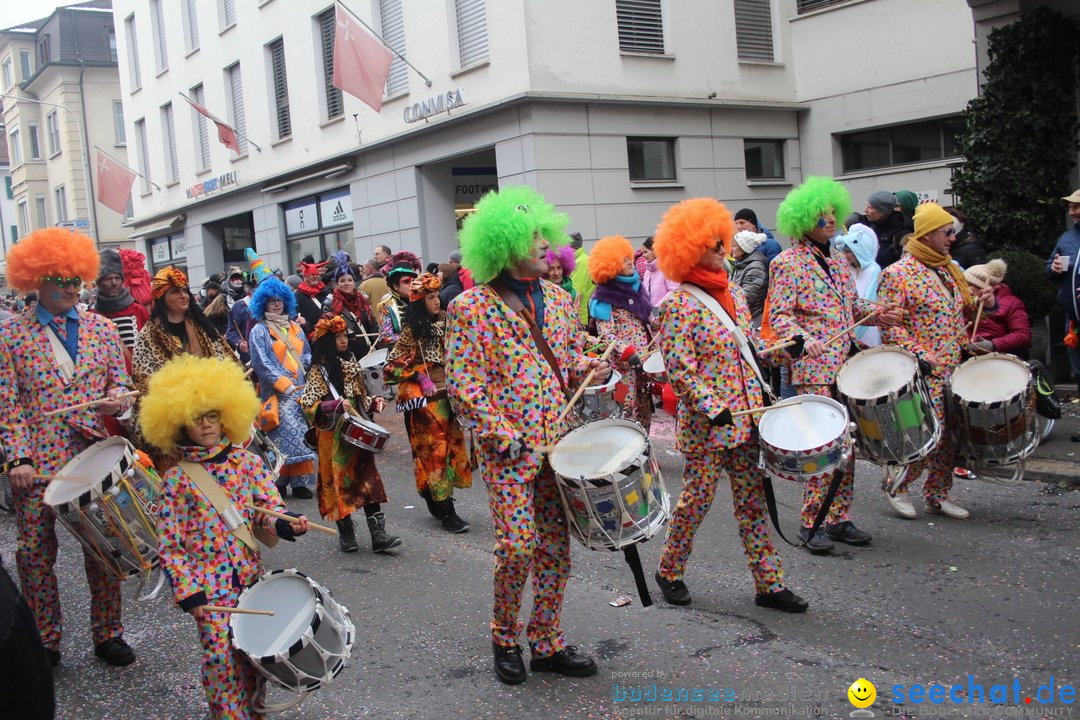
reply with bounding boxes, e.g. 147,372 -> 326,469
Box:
684,266 -> 736,319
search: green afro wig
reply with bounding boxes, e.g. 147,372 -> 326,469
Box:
458,185 -> 570,283
776,176 -> 852,239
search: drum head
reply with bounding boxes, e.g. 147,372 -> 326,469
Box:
359,348 -> 388,369
837,346 -> 916,400
232,573 -> 318,657
550,419 -> 647,478
952,354 -> 1029,403
45,437 -> 129,507
759,396 -> 847,452
582,370 -> 622,395
642,353 -> 665,375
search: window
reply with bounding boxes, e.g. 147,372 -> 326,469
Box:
225,63 -> 247,154
3,176 -> 11,199
54,185 -> 67,223
134,118 -> 151,193
46,111 -> 60,156
317,8 -> 344,120
107,29 -> 117,62
27,123 -> 40,160
183,0 -> 200,53
615,0 -> 665,54
839,116 -> 964,173
797,0 -> 848,13
191,84 -> 211,171
627,137 -> 676,182
19,51 -> 30,80
113,101 -> 126,145
378,0 -> 408,97
2,59 -> 12,90
161,102 -> 178,184
734,0 -> 773,61
221,0 -> 237,31
37,35 -> 50,66
283,189 -> 353,269
17,200 -> 29,236
267,38 -> 291,139
9,127 -> 21,166
35,194 -> 47,229
454,0 -> 488,69
150,0 -> 169,73
744,139 -> 784,180
125,15 -> 141,89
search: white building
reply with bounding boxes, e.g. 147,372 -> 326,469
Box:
113,0 -> 978,284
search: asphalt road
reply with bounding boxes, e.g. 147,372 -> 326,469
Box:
1,411 -> 1076,720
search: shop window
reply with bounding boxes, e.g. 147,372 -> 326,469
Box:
744,139 -> 784,180
282,188 -> 353,268
839,116 -> 962,173
627,137 -> 676,182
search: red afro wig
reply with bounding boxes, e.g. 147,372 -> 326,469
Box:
653,198 -> 735,283
6,228 -> 100,293
588,235 -> 634,284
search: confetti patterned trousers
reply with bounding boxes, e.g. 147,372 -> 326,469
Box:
12,482 -> 123,651
795,384 -> 855,529
894,376 -> 955,504
658,443 -> 784,594
197,589 -> 265,720
486,467 -> 569,657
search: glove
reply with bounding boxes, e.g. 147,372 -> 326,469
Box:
785,335 -> 805,360
972,339 -> 994,353
497,439 -> 528,462
418,373 -> 437,397
709,408 -> 734,427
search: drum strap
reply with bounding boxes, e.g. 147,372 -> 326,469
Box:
44,325 -> 76,384
761,469 -> 843,550
488,279 -> 570,399
180,461 -> 278,552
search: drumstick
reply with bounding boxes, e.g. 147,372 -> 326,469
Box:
557,342 -> 619,424
730,398 -> 809,418
44,390 -> 140,416
863,297 -> 907,315
970,300 -> 985,343
33,474 -> 93,482
203,605 -> 276,616
247,505 -> 338,536
758,338 -> 798,356
823,315 -> 875,347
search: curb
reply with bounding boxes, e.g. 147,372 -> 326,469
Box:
1019,457 -> 1080,488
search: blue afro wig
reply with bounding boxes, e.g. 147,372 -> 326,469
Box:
249,276 -> 296,320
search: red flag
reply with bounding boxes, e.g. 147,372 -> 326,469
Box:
181,94 -> 241,152
95,150 -> 136,215
332,3 -> 393,112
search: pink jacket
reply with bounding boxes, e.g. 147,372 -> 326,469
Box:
644,260 -> 679,308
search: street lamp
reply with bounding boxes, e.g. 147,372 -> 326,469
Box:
0,91 -> 98,244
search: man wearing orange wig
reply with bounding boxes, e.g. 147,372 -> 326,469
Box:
0,228 -> 137,667
651,198 -> 808,613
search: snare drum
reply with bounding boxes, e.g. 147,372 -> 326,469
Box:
574,370 -> 623,423
948,353 -> 1038,466
44,437 -> 164,592
359,349 -> 393,400
549,418 -> 669,551
245,426 -> 285,476
339,414 -> 390,453
231,569 -> 354,711
642,353 -> 666,384
836,345 -> 941,466
758,395 -> 851,483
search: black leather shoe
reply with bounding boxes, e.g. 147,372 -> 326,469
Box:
94,637 -> 135,666
530,646 -> 597,677
46,649 -> 60,667
825,520 -> 872,546
797,527 -> 835,554
275,482 -> 288,498
755,588 -> 809,613
492,642 -> 526,685
655,571 -> 691,605
291,486 -> 314,500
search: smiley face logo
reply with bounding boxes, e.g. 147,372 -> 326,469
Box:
848,678 -> 876,709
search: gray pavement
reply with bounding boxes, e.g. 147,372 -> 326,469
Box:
1,410 -> 1077,719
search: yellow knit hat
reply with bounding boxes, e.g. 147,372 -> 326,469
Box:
913,202 -> 955,239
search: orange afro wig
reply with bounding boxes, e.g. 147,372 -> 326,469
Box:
588,235 -> 634,284
653,198 -> 735,283
6,228 -> 100,293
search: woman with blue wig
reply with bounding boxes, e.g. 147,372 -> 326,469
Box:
248,276 -> 318,498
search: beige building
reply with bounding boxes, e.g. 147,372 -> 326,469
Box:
0,0 -> 129,248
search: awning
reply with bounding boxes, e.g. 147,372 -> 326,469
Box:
128,214 -> 185,240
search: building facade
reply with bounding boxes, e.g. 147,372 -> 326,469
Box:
113,0 -> 977,285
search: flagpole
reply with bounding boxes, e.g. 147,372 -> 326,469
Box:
336,0 -> 433,88
178,92 -> 263,153
94,145 -> 161,192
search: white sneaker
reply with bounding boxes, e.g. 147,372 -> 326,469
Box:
926,499 -> 969,519
882,489 -> 916,519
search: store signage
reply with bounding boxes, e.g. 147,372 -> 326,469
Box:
170,234 -> 187,260
403,89 -> 467,124
283,198 -> 317,235
186,170 -> 239,200
319,189 -> 352,227
150,236 -> 170,263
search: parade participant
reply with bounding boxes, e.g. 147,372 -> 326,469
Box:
543,245 -> 578,303
141,355 -> 309,720
384,273 -> 472,534
248,277 -> 318,498
768,176 -> 901,554
92,247 -> 149,358
0,228 -> 136,667
294,258 -> 331,334
223,266 -> 247,308
588,235 -> 652,430
300,316 -> 401,553
376,261 -> 419,346
328,252 -> 378,357
833,223 -> 882,348
876,203 -> 995,520
119,248 -> 154,310
447,185 -> 606,685
650,199 -> 806,612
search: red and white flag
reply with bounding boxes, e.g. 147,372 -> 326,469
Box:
95,150 -> 136,215
332,3 -> 393,112
180,93 -> 241,152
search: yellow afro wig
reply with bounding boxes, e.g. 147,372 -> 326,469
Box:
6,228 -> 100,293
588,235 -> 634,284
138,355 -> 258,453
653,198 -> 735,283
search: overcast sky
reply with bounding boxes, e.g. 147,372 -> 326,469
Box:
0,1 -> 70,31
